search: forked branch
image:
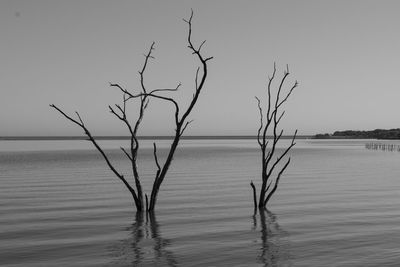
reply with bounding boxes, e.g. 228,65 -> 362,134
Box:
251,64 -> 298,209
49,104 -> 141,209
51,11 -> 212,213
147,10 -> 213,211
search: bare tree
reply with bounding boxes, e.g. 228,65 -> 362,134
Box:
250,63 -> 298,210
50,11 -> 212,212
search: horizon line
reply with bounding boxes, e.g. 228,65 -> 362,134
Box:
0,135 -> 311,141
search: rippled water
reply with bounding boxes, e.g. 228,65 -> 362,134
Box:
1,139 -> 400,266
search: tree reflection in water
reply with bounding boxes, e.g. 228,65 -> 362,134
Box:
111,212 -> 178,266
252,208 -> 291,266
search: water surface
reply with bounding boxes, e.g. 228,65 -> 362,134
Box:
1,139 -> 400,266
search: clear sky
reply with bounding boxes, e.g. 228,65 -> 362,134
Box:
1,0 -> 400,136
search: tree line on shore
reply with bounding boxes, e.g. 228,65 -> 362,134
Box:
315,129 -> 400,140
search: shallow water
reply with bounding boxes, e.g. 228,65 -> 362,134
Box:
1,139 -> 400,266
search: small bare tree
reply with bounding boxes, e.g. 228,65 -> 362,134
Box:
50,11 -> 212,212
250,63 -> 298,210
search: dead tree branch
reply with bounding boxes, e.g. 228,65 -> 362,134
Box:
51,11 -> 212,213
147,10 -> 213,211
250,64 -> 298,209
51,38 -> 159,212
49,104 -> 142,209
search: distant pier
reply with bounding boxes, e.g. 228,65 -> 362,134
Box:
365,142 -> 400,152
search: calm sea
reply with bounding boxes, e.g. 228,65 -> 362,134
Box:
1,139 -> 400,266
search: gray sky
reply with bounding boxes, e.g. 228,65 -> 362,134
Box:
1,0 -> 400,136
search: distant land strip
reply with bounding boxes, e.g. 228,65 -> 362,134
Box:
0,135 -> 312,141
314,128 -> 400,140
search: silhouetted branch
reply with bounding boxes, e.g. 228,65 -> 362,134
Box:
266,62 -> 276,122
109,105 -> 124,121
251,64 -> 298,209
255,97 -> 264,147
109,83 -> 127,95
139,42 -> 156,94
276,111 -> 285,125
250,180 -> 258,209
50,39 -> 163,211
148,10 -> 213,211
195,67 -> 200,90
51,11 -> 212,213
50,104 -> 141,208
180,120 -> 194,136
150,83 -> 182,94
153,143 -> 161,176
264,158 -> 290,206
277,81 -> 298,109
121,147 -> 133,161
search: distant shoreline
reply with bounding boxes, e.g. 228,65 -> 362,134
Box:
0,135 -> 313,141
314,128 -> 400,140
